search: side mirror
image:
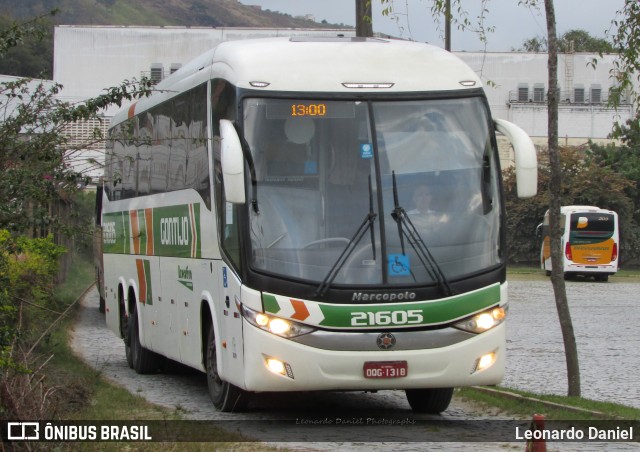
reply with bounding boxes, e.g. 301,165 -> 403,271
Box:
535,223 -> 543,239
494,119 -> 538,198
220,119 -> 246,204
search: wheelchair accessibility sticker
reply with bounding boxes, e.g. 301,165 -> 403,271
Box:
388,254 -> 410,276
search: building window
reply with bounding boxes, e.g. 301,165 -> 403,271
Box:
533,85 -> 545,103
590,85 -> 602,104
518,84 -> 529,102
150,63 -> 164,85
574,87 -> 585,103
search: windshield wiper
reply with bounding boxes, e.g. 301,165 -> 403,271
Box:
314,176 -> 377,298
390,171 -> 453,297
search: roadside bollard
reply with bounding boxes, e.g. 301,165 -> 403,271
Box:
525,414 -> 546,452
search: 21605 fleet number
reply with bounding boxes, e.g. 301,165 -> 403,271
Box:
351,309 -> 423,326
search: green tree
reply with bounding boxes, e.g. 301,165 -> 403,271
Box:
0,17 -> 151,234
607,0 -> 640,115
558,29 -> 614,53
0,15 -> 54,77
604,1 -> 640,263
518,35 -> 547,52
516,29 -> 614,53
586,140 -> 640,265
0,12 -> 151,420
504,147 -> 635,264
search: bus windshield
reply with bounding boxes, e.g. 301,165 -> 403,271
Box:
243,96 -> 502,288
569,212 -> 616,243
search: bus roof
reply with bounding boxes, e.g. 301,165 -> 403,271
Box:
544,206 -> 617,216
206,37 -> 481,92
114,37 -> 483,125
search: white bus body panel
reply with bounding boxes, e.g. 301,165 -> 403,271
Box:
240,321 -> 504,391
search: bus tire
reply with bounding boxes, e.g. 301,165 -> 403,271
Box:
121,292 -> 134,369
205,323 -> 249,412
405,387 -> 454,414
595,274 -> 609,282
128,307 -> 162,374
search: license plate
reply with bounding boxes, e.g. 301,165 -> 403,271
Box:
363,361 -> 408,379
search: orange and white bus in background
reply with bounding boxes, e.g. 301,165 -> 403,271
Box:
538,205 -> 619,281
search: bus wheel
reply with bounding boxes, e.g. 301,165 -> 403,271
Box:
128,307 -> 162,374
205,323 -> 248,412
405,388 -> 454,414
595,274 -> 609,282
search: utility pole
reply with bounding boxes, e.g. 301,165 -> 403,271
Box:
445,0 -> 451,50
356,0 -> 373,37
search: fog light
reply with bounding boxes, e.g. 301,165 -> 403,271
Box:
473,351 -> 497,374
267,358 -> 286,375
265,356 -> 295,379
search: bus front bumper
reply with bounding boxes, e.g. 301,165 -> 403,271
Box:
240,321 -> 505,392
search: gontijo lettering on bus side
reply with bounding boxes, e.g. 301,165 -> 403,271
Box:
102,204 -> 200,258
262,283 -> 501,329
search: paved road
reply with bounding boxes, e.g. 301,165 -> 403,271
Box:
69,278 -> 640,450
504,277 -> 640,409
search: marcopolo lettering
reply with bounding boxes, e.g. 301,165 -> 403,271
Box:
160,216 -> 190,246
352,291 -> 417,302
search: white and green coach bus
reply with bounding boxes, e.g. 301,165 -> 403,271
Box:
99,37 -> 537,414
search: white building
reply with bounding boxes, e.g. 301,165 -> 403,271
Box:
458,52 -> 633,146
51,26 -> 635,175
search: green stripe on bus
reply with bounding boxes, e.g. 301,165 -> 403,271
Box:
316,284 -> 500,328
261,284 -> 501,329
102,203 -> 201,258
102,211 -> 130,254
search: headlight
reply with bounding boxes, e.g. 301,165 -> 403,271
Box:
241,304 -> 316,338
453,305 -> 507,334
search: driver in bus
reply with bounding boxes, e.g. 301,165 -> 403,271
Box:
408,184 -> 448,226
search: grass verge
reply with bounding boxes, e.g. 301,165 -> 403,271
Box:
507,264 -> 640,282
459,387 -> 640,421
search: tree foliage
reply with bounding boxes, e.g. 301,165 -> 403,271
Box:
0,13 -> 154,420
558,29 -> 614,53
0,14 -> 152,234
586,140 -> 640,265
379,0 -> 495,46
0,13 -> 55,78
517,29 -> 614,53
0,77 -> 152,233
504,147 -> 635,265
608,1 -> 640,131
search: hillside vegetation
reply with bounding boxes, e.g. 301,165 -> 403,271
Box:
0,0 -> 347,77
